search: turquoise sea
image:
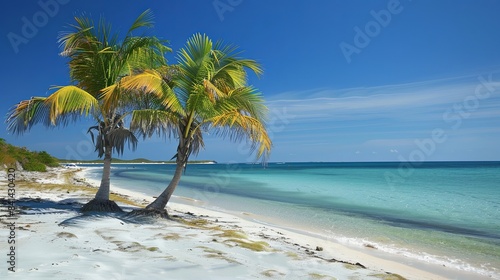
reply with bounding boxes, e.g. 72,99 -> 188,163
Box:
84,161 -> 500,278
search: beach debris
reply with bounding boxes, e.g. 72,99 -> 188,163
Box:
261,269 -> 285,277
315,246 -> 323,251
56,232 -> 77,239
368,272 -> 407,280
364,243 -> 377,249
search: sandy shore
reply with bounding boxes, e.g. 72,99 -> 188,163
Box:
0,167 -> 493,279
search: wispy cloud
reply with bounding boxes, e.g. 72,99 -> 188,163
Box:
267,74 -> 500,124
263,74 -> 500,161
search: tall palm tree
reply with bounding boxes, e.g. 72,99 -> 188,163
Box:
6,10 -> 170,212
103,34 -> 272,216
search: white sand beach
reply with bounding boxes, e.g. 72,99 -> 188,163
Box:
0,167 -> 493,280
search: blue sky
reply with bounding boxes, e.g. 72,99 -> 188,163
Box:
1,0 -> 500,162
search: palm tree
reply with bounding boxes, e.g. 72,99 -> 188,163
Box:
103,34 -> 272,216
6,10 -> 170,212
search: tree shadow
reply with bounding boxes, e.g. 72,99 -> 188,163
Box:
1,197 -> 170,226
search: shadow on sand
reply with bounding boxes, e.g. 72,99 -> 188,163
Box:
0,197 -> 169,226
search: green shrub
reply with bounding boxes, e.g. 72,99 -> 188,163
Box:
22,161 -> 47,172
0,140 -> 59,172
37,151 -> 59,167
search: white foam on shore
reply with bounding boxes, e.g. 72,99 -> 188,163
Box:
332,235 -> 499,279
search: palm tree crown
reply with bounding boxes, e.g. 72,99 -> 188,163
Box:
6,10 -> 170,211
103,33 -> 272,212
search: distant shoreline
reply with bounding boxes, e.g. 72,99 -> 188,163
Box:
60,160 -> 217,165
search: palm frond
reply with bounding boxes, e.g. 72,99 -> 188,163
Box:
130,109 -> 178,139
209,112 -> 272,161
44,86 -> 98,125
120,36 -> 170,73
108,127 -> 138,156
186,91 -> 216,119
58,14 -> 97,57
59,11 -> 169,96
176,33 -> 215,104
126,9 -> 154,36
6,97 -> 50,135
87,124 -> 106,157
86,125 -> 99,146
210,40 -> 262,88
6,86 -> 98,135
203,79 -> 226,102
214,87 -> 268,121
187,124 -> 205,157
112,70 -> 184,113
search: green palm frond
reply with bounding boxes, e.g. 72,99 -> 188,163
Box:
126,9 -> 154,35
180,33 -> 213,68
108,69 -> 183,114
186,91 -> 216,119
214,87 -> 268,121
130,109 -> 179,139
58,15 -> 97,57
176,34 -> 215,104
120,36 -> 170,72
211,39 -> 262,87
59,10 -> 169,96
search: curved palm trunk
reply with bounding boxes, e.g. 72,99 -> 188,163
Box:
146,139 -> 189,210
146,159 -> 185,210
94,144 -> 112,200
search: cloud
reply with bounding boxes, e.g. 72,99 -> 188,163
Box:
267,74 -> 500,124
262,73 -> 500,161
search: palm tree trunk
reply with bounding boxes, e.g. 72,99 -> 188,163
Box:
146,139 -> 189,210
146,159 -> 185,210
95,144 -> 112,200
81,144 -> 122,212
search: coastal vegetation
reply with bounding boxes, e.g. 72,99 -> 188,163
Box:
6,10 -> 169,212
0,138 -> 59,171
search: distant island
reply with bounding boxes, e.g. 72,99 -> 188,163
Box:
58,158 -> 217,164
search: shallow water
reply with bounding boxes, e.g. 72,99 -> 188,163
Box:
83,161 -> 500,277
